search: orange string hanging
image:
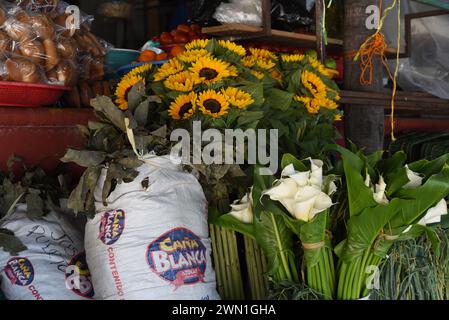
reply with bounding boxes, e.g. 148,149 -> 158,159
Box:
354,0 -> 401,141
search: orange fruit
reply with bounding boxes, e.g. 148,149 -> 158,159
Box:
138,50 -> 157,62
156,52 -> 168,61
170,45 -> 185,58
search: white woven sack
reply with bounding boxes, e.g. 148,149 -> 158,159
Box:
0,204 -> 94,300
85,155 -> 220,300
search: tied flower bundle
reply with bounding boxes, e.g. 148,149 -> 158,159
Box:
216,145 -> 449,300
333,145 -> 449,300
214,154 -> 338,299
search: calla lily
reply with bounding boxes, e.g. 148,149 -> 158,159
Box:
373,176 -> 389,205
263,178 -> 298,201
229,191 -> 253,224
418,199 -> 448,226
403,165 -> 423,189
309,158 -> 324,187
364,172 -> 371,188
264,158 -> 335,222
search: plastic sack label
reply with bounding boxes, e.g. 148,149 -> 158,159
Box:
64,251 -> 95,299
4,257 -> 35,286
98,209 -> 125,245
147,227 -> 207,288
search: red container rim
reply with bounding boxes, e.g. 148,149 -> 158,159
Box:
0,81 -> 71,91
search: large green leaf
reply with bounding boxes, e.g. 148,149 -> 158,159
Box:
281,154 -> 308,171
389,166 -> 449,227
330,145 -> 378,217
265,88 -> 294,111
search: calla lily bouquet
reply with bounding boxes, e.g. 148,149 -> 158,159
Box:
333,145 -> 449,300
213,146 -> 449,300
212,153 -> 339,299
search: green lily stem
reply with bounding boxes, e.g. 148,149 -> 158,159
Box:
337,249 -> 385,300
306,247 -> 335,299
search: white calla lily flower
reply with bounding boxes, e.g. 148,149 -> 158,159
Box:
418,199 -> 448,226
263,178 -> 298,200
229,191 -> 253,224
309,158 -> 324,188
403,165 -> 423,189
364,172 -> 371,188
264,158 -> 336,222
373,175 -> 389,205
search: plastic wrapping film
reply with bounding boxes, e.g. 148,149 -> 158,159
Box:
0,0 -> 112,105
383,0 -> 449,99
213,0 -> 263,26
212,0 -> 313,28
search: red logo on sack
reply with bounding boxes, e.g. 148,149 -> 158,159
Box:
65,251 -> 95,299
147,228 -> 207,289
4,257 -> 34,286
98,209 -> 125,245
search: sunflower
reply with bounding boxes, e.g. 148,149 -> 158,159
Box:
281,54 -> 305,63
185,39 -> 209,50
190,56 -> 237,85
115,75 -> 145,110
241,56 -> 256,68
315,96 -> 339,110
153,58 -> 184,82
125,63 -> 152,79
249,48 -> 278,61
251,70 -> 264,80
334,114 -> 342,121
177,49 -> 211,63
294,96 -> 319,114
197,90 -> 229,118
256,58 -> 276,70
218,40 -> 246,56
168,92 -> 197,120
308,57 -> 339,79
222,87 -> 254,109
269,69 -> 283,83
164,71 -> 200,92
301,70 -> 327,98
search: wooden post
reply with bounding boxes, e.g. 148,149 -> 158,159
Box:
343,1 -> 384,153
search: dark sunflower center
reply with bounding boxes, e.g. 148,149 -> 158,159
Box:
204,99 -> 221,113
178,103 -> 193,118
199,68 -> 219,80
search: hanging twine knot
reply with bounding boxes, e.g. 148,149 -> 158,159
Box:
353,0 -> 401,142
355,32 -> 391,86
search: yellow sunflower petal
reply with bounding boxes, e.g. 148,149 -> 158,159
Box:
281,54 -> 305,63
301,70 -> 327,98
249,48 -> 278,61
125,63 -> 152,79
168,92 -> 197,120
164,71 -> 200,92
190,56 -> 237,85
177,49 -> 212,63
153,58 -> 184,82
222,87 -> 254,109
185,39 -> 209,51
197,89 -> 229,118
114,75 -> 145,110
251,70 -> 264,80
218,40 -> 246,56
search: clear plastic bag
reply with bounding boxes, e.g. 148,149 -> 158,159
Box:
213,0 -> 263,26
383,0 -> 449,99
